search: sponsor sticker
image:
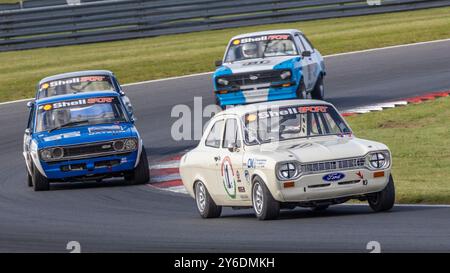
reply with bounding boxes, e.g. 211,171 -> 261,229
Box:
43,131 -> 80,141
233,34 -> 291,45
42,76 -> 106,89
38,97 -> 115,111
256,105 -> 329,119
88,125 -> 123,135
238,186 -> 246,193
247,158 -> 267,169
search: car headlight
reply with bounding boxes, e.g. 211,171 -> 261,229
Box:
366,151 -> 390,170
39,147 -> 64,161
113,140 -> 125,151
217,78 -> 229,86
123,138 -> 138,151
276,161 -> 301,180
280,70 -> 291,80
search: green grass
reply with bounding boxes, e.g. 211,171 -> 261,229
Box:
0,0 -> 23,4
346,96 -> 450,204
1,6 -> 450,102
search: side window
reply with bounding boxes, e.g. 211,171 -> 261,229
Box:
300,35 -> 314,52
294,34 -> 305,52
222,118 -> 241,148
205,119 -> 224,148
27,107 -> 35,130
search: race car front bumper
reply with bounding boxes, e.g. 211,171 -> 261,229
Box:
216,83 -> 298,107
39,151 -> 138,180
273,168 -> 391,203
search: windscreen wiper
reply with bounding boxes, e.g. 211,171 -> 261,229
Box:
48,120 -> 90,133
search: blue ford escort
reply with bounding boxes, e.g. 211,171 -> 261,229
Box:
213,29 -> 326,108
23,91 -> 149,191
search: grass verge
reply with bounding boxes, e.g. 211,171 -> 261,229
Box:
346,96 -> 450,204
1,6 -> 450,102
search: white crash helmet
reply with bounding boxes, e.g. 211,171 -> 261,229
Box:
242,43 -> 258,58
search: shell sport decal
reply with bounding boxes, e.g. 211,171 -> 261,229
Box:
221,156 -> 236,199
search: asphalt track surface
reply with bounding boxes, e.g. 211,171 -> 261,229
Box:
0,40 -> 450,252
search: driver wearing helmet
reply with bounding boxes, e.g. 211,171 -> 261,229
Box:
242,43 -> 258,59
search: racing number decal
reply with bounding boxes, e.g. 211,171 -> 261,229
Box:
221,156 -> 236,199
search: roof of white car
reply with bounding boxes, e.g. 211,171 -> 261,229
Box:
230,29 -> 301,40
217,99 -> 334,117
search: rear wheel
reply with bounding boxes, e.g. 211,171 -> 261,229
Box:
368,174 -> 395,212
296,80 -> 307,99
195,181 -> 222,218
32,164 -> 49,191
252,177 -> 280,220
126,148 -> 149,185
311,75 -> 325,100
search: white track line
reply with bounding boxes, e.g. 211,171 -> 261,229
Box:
1,38 -> 450,106
150,160 -> 180,170
151,174 -> 182,183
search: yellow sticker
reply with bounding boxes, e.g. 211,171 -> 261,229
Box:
43,104 -> 52,111
232,39 -> 240,45
41,83 -> 49,89
246,114 -> 257,122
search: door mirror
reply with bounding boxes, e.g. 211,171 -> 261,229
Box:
25,128 -> 31,135
302,51 -> 311,58
215,60 -> 223,67
227,142 -> 239,153
26,101 -> 34,108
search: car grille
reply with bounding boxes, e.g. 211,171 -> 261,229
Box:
63,141 -> 115,157
300,157 -> 365,175
222,70 -> 285,86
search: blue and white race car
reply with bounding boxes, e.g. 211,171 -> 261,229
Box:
213,29 -> 326,108
23,91 -> 149,191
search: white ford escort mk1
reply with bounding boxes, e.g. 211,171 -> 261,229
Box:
179,100 -> 395,220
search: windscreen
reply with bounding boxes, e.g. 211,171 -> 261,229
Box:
35,97 -> 127,132
37,76 -> 115,99
244,105 -> 351,145
224,34 -> 298,62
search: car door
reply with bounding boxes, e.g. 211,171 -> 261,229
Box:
203,118 -> 226,199
216,117 -> 248,203
294,33 -> 314,91
299,34 -> 321,90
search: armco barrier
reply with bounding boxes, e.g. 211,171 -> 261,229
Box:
1,0 -> 450,52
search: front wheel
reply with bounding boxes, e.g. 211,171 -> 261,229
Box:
252,177 -> 280,220
32,163 -> 49,191
195,181 -> 222,218
125,148 -> 149,185
296,80 -> 307,99
368,174 -> 395,212
311,75 -> 325,100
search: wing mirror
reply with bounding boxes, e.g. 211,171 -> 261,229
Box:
302,51 -> 311,58
25,128 -> 31,135
227,143 -> 239,153
26,101 -> 34,108
215,60 -> 223,67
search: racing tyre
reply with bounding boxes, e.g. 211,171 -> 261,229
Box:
195,181 -> 222,218
311,75 -> 325,100
311,204 -> 329,212
126,148 -> 150,185
368,174 -> 395,212
32,164 -> 49,191
27,167 -> 33,187
296,80 -> 307,99
252,177 -> 280,220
